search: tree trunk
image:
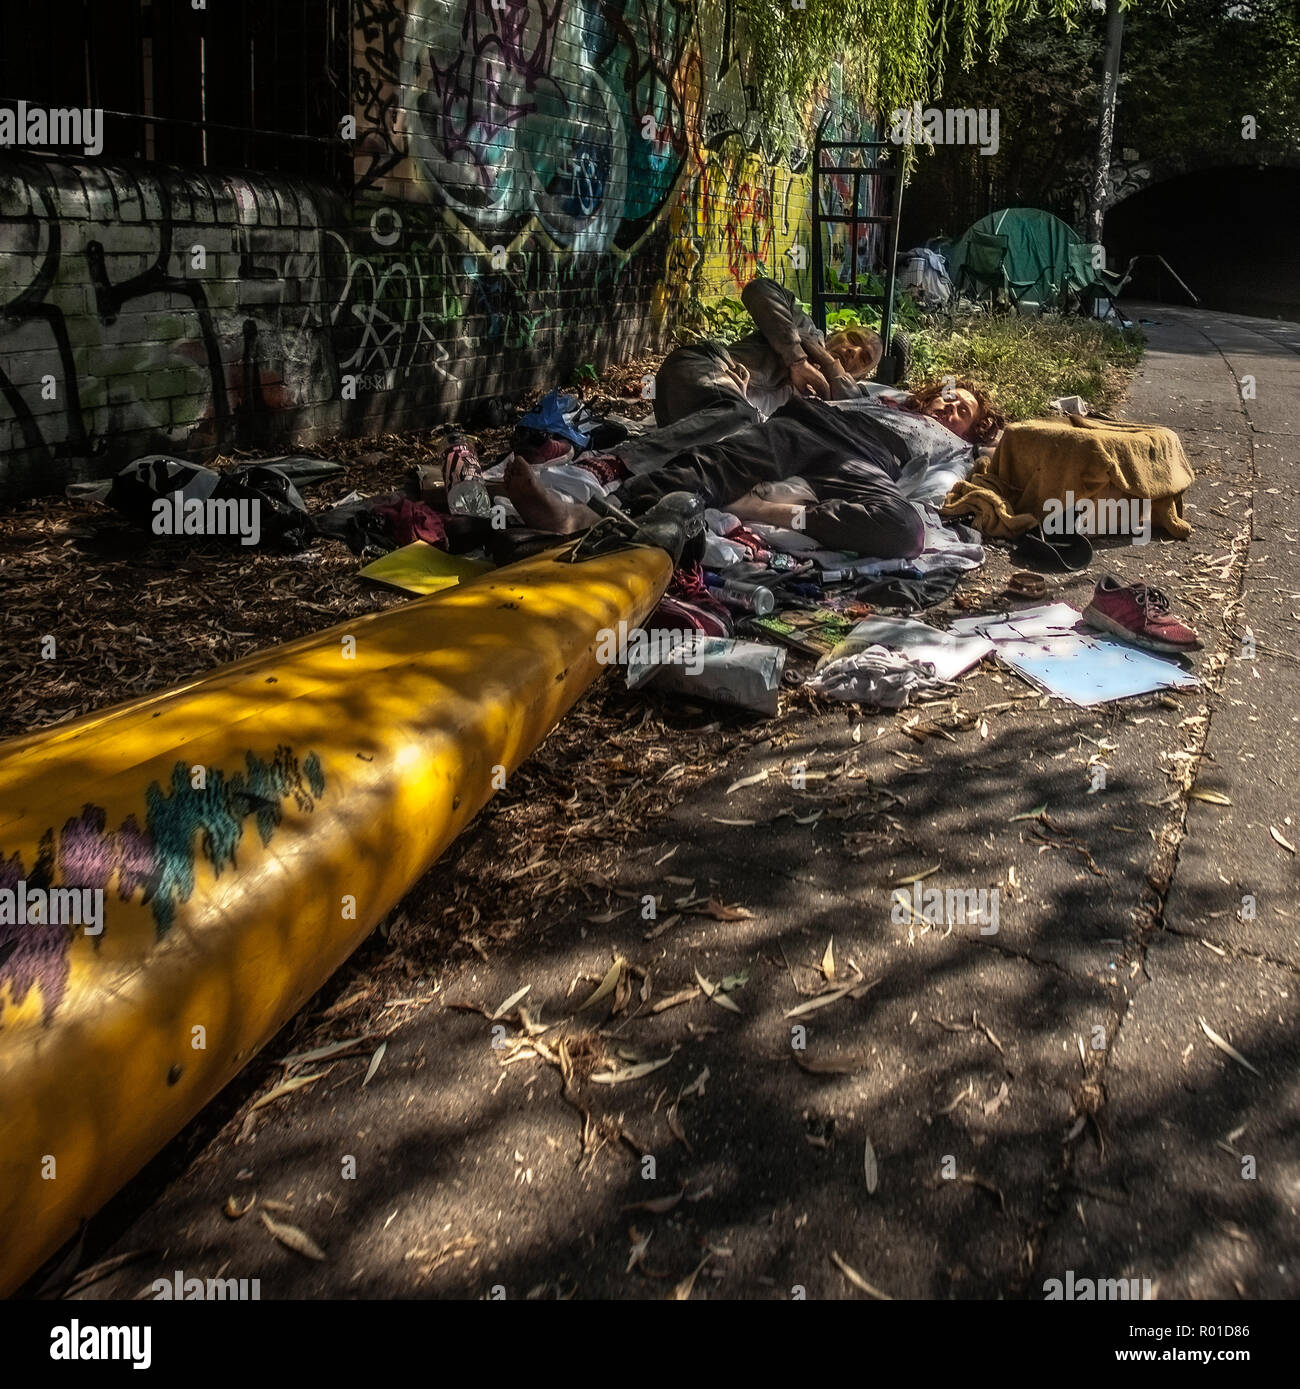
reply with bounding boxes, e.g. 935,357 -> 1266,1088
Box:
1088,0 -> 1126,245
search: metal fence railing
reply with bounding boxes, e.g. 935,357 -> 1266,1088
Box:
0,0 -> 351,183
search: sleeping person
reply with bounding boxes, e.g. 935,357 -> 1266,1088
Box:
501,377 -> 1004,560
617,276 -> 886,477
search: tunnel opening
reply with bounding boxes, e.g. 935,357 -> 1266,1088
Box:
1105,165 -> 1300,320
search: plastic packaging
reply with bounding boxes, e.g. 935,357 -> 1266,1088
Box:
447,476 -> 492,518
626,636 -> 786,716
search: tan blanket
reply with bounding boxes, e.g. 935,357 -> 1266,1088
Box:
941,415 -> 1194,539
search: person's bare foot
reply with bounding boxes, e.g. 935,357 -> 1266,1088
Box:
503,455 -> 598,534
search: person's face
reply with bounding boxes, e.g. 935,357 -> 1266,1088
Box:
827,338 -> 874,377
922,388 -> 981,440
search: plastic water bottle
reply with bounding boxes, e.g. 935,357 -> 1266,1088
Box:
447,473 -> 492,518
445,438 -> 492,518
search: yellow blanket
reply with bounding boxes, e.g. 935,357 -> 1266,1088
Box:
941,415 -> 1194,540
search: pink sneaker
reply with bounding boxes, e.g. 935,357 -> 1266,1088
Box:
1083,575 -> 1202,654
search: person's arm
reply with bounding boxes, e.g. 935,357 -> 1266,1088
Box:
740,277 -> 819,367
802,337 -> 865,398
739,277 -> 831,398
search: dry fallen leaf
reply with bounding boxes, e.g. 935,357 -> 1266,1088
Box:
626,1228 -> 652,1274
1198,1017 -> 1262,1077
693,968 -> 741,1013
668,1253 -> 712,1300
700,899 -> 753,921
643,912 -> 681,941
784,982 -> 857,1019
1188,787 -> 1232,805
223,1194 -> 255,1220
830,1250 -> 892,1300
650,986 -> 702,1014
666,1104 -> 692,1152
491,985 -> 532,1019
938,1081 -> 975,1116
1269,826 -> 1296,855
821,937 -> 836,981
250,1072 -> 326,1112
726,769 -> 769,794
405,1235 -> 478,1279
260,1211 -> 326,1261
982,1081 -> 1010,1117
894,864 -> 941,886
623,1190 -> 685,1215
590,1056 -> 673,1085
680,1066 -> 710,1099
362,1040 -> 387,1088
863,1137 -> 879,1194
281,1036 -> 381,1069
576,958 -> 625,1013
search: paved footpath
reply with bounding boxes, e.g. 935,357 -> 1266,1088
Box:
65,306 -> 1298,1302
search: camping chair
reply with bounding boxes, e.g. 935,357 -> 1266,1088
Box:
1065,243 -> 1137,318
956,232 -> 1044,312
955,231 -> 1009,309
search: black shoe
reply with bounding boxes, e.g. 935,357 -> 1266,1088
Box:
1015,523 -> 1093,572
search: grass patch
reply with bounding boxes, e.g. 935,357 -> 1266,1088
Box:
907,311 -> 1146,421
677,294 -> 1146,421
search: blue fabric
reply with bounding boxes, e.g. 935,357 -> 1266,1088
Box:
521,390 -> 590,449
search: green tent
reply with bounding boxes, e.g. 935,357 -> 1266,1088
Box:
946,207 -> 1117,308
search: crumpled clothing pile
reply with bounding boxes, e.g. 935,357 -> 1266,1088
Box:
805,644 -> 946,709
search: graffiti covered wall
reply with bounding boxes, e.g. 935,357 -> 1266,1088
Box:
0,159 -> 344,499
0,0 -> 876,499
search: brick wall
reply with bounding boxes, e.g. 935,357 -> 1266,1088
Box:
0,0 -> 875,501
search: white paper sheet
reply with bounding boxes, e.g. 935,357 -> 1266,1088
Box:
946,603 -> 1198,706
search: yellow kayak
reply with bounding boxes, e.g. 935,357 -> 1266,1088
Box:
0,538 -> 673,1294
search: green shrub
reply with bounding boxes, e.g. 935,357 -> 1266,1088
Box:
904,311 -> 1146,419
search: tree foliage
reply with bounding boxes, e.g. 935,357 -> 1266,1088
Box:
899,0 -> 1298,233
738,1 -> 1177,131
